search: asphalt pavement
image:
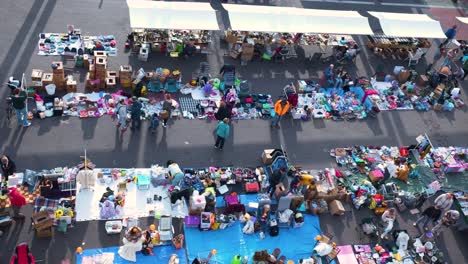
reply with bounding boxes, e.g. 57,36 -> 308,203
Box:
0,0 -> 467,263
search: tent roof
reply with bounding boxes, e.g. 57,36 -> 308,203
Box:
457,17 -> 468,25
223,4 -> 373,35
369,12 -> 446,38
127,0 -> 220,30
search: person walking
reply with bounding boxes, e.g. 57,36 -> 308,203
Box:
11,88 -> 30,127
269,167 -> 287,198
1,187 -> 26,219
161,94 -> 173,128
215,101 -> 231,121
271,99 -> 290,129
413,205 -> 442,231
381,208 -> 397,239
442,25 -> 457,47
434,192 -> 453,212
130,97 -> 142,130
1,155 -> 16,183
116,98 -> 128,132
431,210 -> 460,236
214,118 -> 230,150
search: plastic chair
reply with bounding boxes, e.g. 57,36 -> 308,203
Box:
165,79 -> 179,92
148,79 -> 163,92
158,215 -> 174,243
407,48 -> 425,66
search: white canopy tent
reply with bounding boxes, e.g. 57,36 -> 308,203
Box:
126,0 -> 220,30
456,17 -> 468,25
223,4 -> 373,35
368,12 -> 446,39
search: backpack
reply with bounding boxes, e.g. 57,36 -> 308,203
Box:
13,243 -> 33,264
269,225 -> 279,237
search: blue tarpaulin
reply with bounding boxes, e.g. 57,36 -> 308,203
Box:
76,245 -> 187,264
185,215 -> 322,263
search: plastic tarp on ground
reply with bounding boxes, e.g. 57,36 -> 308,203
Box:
76,245 -> 187,264
223,4 -> 373,35
368,12 -> 446,38
185,215 -> 322,263
127,0 -> 220,30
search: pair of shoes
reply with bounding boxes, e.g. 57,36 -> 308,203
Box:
219,147 -> 223,150
214,145 -> 218,149
276,124 -> 281,129
153,195 -> 162,201
413,222 -> 417,227
121,127 -> 127,132
23,122 -> 31,127
162,124 -> 167,128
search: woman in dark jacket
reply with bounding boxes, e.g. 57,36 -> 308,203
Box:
161,94 -> 173,128
1,155 -> 16,182
215,101 -> 231,121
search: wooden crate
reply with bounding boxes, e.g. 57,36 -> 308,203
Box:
32,211 -> 54,238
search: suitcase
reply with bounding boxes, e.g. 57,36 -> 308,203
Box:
245,182 -> 260,193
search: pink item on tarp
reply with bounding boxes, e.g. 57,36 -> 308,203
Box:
361,89 -> 378,104
35,94 -> 43,102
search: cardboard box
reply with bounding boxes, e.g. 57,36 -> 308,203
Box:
51,61 -> 64,74
262,149 -> 275,165
93,51 -> 107,58
416,75 -> 428,87
66,79 -> 77,93
335,148 -> 346,157
107,71 -> 118,79
41,73 -> 53,86
106,77 -> 116,88
95,57 -> 107,67
83,54 -> 90,68
329,200 -> 345,216
434,104 -> 442,111
31,69 -> 43,81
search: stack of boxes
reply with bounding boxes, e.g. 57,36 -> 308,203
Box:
94,51 -> 107,90
86,51 -> 107,91
52,61 -> 65,90
66,75 -> 77,93
119,65 -> 132,89
106,71 -> 118,89
31,69 -> 43,92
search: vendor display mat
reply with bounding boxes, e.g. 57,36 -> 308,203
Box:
0,185 -> 41,209
190,88 -> 222,101
77,245 -> 187,264
184,214 -> 322,263
75,169 -> 188,221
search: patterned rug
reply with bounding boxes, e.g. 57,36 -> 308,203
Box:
0,185 -> 41,208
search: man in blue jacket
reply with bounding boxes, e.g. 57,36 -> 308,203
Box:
442,25 -> 457,47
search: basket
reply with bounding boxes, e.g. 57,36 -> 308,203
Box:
105,220 -> 123,234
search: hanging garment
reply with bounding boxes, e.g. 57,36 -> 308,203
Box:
77,169 -> 96,189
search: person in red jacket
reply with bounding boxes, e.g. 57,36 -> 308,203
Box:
10,242 -> 36,264
2,187 -> 26,219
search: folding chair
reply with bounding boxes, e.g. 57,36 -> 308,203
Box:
158,215 -> 174,244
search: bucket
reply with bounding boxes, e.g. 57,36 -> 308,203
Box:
45,84 -> 56,95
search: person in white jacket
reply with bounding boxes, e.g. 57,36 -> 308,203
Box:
381,208 -> 397,239
434,193 -> 453,212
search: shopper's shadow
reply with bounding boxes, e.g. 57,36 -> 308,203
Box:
82,117 -> 98,140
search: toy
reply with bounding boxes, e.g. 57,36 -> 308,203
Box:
76,247 -> 83,254
200,212 -> 214,230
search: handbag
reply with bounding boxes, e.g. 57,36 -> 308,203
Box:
160,110 -> 169,119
